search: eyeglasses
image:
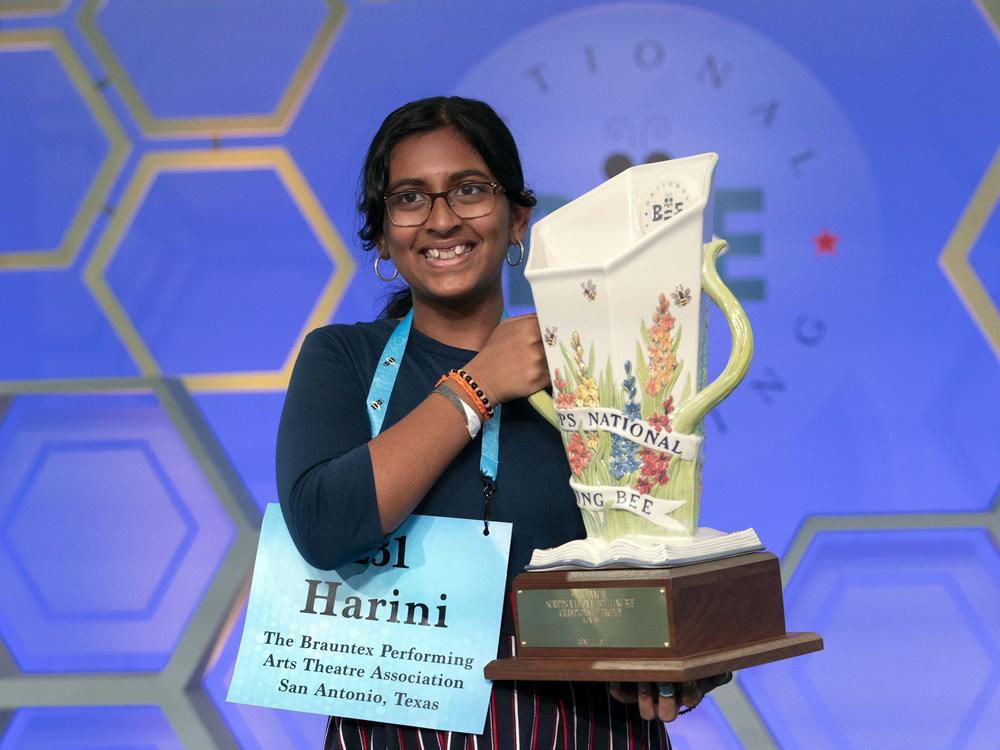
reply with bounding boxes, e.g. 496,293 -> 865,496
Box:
384,181 -> 502,227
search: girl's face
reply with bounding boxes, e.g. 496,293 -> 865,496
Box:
379,127 -> 529,311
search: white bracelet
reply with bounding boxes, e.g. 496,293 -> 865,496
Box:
433,383 -> 482,438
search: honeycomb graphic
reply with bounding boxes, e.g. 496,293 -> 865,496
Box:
939,147 -> 1000,360
77,0 -> 345,139
0,29 -> 129,269
83,148 -> 356,392
0,1 -> 67,19
0,0 -> 997,747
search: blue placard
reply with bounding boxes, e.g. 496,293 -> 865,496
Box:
227,504 -> 512,733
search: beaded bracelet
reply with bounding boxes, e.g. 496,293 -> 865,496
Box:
451,368 -> 495,419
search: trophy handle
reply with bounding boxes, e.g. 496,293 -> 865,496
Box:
673,239 -> 754,434
528,389 -> 560,430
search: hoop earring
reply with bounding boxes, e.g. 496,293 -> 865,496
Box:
374,255 -> 398,282
506,239 -> 525,267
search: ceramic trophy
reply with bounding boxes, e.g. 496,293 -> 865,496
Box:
485,154 -> 822,683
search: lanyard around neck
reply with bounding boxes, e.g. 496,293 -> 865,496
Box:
365,309 -> 502,516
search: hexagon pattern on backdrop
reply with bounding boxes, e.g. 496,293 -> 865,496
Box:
968,200 -> 1000,318
84,148 -> 355,391
741,529 -> 1000,749
191,392 -> 286,512
941,148 -> 1000,359
0,0 -> 997,747
0,706 -> 183,750
100,160 -> 333,374
201,594 -> 328,749
4,440 -> 195,621
78,0 -> 343,137
0,28 -> 128,268
0,1 -> 67,19
0,394 -> 234,672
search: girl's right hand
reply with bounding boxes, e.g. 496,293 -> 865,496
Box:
464,314 -> 550,405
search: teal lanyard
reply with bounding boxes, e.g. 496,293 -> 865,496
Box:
365,309 -> 502,534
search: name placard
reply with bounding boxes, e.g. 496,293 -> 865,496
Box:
227,504 -> 512,733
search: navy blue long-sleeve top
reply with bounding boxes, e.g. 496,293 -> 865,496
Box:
276,319 -> 586,635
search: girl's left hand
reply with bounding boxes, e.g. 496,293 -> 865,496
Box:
608,673 -> 732,722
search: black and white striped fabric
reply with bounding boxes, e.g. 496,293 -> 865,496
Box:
324,636 -> 670,750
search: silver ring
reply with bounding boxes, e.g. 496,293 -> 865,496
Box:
656,682 -> 675,698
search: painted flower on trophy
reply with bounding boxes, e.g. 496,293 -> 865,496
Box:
569,332 -> 586,378
553,368 -> 576,410
635,447 -> 672,496
569,331 -> 600,407
644,293 -> 678,396
551,294 -> 697,536
610,360 -> 642,480
566,432 -> 593,476
576,379 -> 599,407
647,395 -> 675,433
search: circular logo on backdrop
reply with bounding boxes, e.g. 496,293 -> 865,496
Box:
452,1 -> 882,439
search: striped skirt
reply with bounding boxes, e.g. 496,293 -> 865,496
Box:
324,636 -> 670,750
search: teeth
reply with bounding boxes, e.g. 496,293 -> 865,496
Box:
425,244 -> 469,261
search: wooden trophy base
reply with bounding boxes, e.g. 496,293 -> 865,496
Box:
485,551 -> 822,683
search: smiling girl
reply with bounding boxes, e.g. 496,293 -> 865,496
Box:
277,96 -> 723,749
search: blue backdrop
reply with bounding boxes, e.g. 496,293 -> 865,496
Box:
1,1 -> 998,748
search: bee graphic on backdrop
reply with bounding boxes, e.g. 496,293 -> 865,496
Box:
581,280 -> 597,301
671,285 -> 692,307
544,326 -> 559,347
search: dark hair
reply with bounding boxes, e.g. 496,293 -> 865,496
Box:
357,96 -> 537,318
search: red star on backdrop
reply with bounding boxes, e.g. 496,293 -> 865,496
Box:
814,229 -> 838,255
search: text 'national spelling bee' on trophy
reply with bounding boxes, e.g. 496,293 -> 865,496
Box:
486,153 -> 823,683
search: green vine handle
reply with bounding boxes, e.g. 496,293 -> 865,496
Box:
528,387 -> 560,430
672,239 -> 754,433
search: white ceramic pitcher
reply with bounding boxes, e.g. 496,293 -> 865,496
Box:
525,153 -> 753,540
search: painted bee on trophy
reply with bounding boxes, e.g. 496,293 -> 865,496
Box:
671,285 -> 692,307
544,326 -> 559,347
581,279 -> 597,301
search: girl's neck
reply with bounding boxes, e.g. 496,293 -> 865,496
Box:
410,293 -> 503,351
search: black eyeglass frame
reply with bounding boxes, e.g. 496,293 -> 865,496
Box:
383,181 -> 504,227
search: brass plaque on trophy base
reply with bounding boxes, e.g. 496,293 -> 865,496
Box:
516,586 -> 670,649
485,552 -> 823,683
